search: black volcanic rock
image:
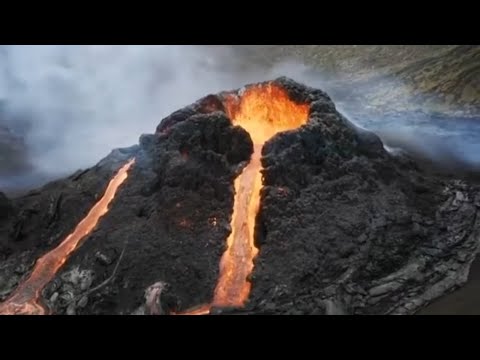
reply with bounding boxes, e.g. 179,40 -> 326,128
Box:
0,77 -> 479,315
249,104 -> 480,315
42,112 -> 252,315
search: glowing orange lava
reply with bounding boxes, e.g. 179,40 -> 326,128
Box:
181,83 -> 309,315
0,159 -> 135,315
174,303 -> 211,316
211,143 -> 262,307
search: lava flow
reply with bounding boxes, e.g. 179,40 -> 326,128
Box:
0,159 -> 135,315
182,84 -> 310,314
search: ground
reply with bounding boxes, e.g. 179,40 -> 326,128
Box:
1,46 -> 480,315
230,45 -> 480,116
1,78 -> 479,315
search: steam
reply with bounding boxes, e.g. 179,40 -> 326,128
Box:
0,45 -> 479,193
376,125 -> 480,175
0,46 -> 319,185
0,46 -> 248,176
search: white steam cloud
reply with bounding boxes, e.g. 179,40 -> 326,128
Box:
0,45 -> 478,192
0,45 -> 321,184
0,46 -> 236,175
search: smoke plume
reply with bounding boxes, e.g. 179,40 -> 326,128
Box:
0,45 -> 479,193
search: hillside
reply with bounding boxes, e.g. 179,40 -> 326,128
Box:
232,45 -> 480,116
0,46 -> 480,315
233,45 -> 455,79
1,78 -> 478,315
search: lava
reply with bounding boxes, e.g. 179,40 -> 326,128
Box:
0,159 -> 135,315
177,304 -> 212,315
212,143 -> 262,306
182,83 -> 309,314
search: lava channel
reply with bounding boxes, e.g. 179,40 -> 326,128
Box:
0,159 -> 135,315
182,83 -> 310,315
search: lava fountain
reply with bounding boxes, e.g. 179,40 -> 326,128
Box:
182,83 -> 310,314
0,159 -> 135,315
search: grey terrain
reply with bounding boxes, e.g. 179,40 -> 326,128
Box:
0,46 -> 479,314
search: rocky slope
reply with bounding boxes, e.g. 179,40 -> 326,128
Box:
1,78 -> 479,315
352,45 -> 480,116
233,45 -> 457,80
233,45 -> 480,116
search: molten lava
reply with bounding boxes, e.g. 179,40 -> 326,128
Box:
0,159 -> 135,315
182,83 -> 309,315
212,144 -> 263,307
215,84 -> 309,307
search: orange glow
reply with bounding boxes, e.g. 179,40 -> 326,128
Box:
181,83 -> 309,315
211,144 -> 262,306
173,303 -> 212,316
214,84 -> 309,307
223,84 -> 310,145
0,159 -> 135,315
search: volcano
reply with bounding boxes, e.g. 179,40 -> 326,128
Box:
0,77 -> 479,315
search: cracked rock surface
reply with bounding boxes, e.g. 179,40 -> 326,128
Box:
0,77 -> 479,315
